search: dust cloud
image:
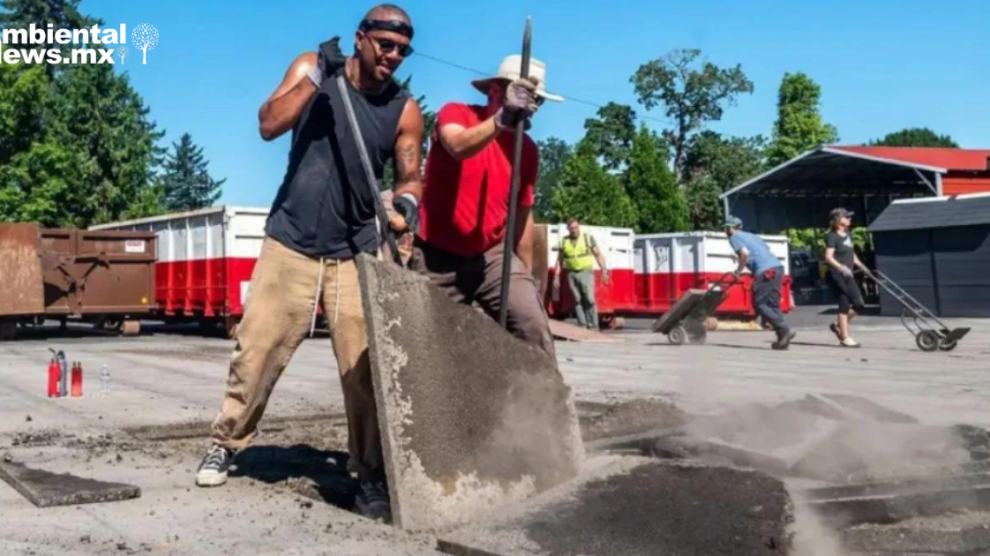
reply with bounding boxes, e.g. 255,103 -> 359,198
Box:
675,370 -> 974,556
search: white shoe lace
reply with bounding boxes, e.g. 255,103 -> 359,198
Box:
202,445 -> 230,471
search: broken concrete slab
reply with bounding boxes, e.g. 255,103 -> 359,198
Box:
584,425 -> 684,453
687,402 -> 838,463
802,472 -> 990,501
356,255 -> 583,531
683,437 -> 794,475
0,460 -> 140,507
844,512 -> 990,554
439,460 -> 792,556
578,398 -> 683,443
833,460 -> 990,487
810,484 -> 990,527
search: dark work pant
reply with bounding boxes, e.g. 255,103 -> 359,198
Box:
410,238 -> 557,361
753,267 -> 788,335
566,269 -> 598,329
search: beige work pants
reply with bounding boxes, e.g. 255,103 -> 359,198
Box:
211,237 -> 382,479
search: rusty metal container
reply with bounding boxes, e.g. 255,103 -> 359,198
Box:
1,224 -> 156,336
37,228 -> 157,316
0,224 -> 46,317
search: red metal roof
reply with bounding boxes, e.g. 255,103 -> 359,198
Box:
831,146 -> 990,172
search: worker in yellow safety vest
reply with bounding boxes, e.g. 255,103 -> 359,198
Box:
552,218 -> 610,330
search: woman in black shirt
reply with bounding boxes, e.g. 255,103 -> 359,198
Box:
824,208 -> 867,347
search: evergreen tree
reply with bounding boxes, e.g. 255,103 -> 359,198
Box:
0,0 -> 165,226
685,171 -> 724,231
766,72 -> 838,166
50,62 -> 166,224
534,137 -> 572,222
0,0 -> 92,29
581,103 -> 637,172
685,131 -> 766,193
870,128 -> 959,148
161,133 -> 225,211
552,142 -> 637,228
625,125 -> 688,233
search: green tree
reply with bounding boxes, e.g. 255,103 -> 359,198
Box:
684,172 -> 724,230
685,131 -> 766,192
0,62 -> 85,226
580,102 -> 636,172
0,140 -> 81,225
121,183 -> 165,220
631,48 -> 754,179
870,128 -> 959,148
625,125 -> 688,233
534,137 -> 572,222
1,0 -> 96,80
50,61 -> 165,225
161,133 -> 225,211
766,72 -> 838,166
552,143 -> 637,228
0,62 -> 49,165
0,0 -> 165,227
0,0 -> 92,29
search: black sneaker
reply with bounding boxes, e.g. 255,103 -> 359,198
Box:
195,444 -> 234,487
772,330 -> 797,350
354,479 -> 391,521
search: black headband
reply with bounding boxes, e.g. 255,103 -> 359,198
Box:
359,19 -> 414,39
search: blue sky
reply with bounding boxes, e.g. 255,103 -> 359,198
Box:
85,0 -> 990,207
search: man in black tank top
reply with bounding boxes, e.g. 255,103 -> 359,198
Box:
194,4 -> 424,522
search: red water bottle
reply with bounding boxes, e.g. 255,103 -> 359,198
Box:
47,359 -> 60,397
70,362 -> 83,398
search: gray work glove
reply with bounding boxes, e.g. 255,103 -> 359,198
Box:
392,193 -> 419,233
840,266 -> 854,278
496,77 -> 539,128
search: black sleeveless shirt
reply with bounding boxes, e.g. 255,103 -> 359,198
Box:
266,59 -> 409,258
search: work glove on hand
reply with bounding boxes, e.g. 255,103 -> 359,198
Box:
840,266 -> 854,278
497,77 -> 539,128
309,37 -> 347,87
392,193 -> 419,233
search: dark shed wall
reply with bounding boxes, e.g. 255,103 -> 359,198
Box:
875,226 -> 990,318
874,231 -> 938,317
933,225 -> 990,317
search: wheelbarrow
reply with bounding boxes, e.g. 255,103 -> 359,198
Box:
651,273 -> 739,345
864,269 -> 970,352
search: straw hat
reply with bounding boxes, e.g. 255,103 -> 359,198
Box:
471,55 -> 565,102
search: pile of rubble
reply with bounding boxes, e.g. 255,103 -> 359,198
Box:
600,394 -> 990,556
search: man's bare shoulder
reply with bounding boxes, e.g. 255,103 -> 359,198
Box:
293,52 -> 319,71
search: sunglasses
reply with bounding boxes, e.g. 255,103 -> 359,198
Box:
366,35 -> 414,57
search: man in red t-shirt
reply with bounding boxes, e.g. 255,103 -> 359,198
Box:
412,55 -> 563,358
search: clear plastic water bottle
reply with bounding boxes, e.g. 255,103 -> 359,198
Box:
99,364 -> 110,394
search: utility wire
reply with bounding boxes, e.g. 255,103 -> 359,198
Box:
415,51 -> 674,127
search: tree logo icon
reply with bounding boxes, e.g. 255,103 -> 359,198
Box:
132,24 -> 159,65
117,46 -> 129,65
